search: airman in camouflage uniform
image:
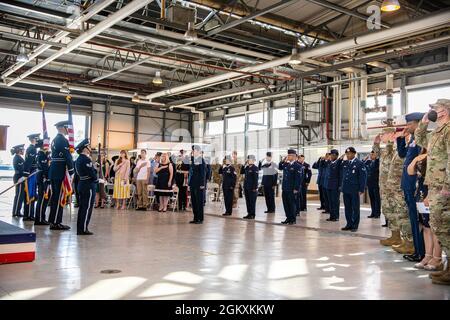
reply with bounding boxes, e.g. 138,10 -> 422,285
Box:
373,128 -> 402,246
415,98 -> 450,285
231,151 -> 243,208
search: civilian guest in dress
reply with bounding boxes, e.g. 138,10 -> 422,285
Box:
154,153 -> 173,212
112,150 -> 131,210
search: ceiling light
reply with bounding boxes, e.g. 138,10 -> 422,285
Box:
16,44 -> 29,63
60,81 -> 70,94
132,92 -> 140,103
184,22 -> 198,42
381,0 -> 400,12
152,71 -> 163,85
289,48 -> 302,65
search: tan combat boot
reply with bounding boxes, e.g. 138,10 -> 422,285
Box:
380,230 -> 401,246
392,239 -> 414,254
431,267 -> 450,285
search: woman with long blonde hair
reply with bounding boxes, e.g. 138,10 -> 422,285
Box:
154,152 -> 173,212
113,150 -> 131,210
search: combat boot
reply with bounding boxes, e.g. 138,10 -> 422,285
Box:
380,230 -> 401,246
431,267 -> 450,285
392,239 -> 414,254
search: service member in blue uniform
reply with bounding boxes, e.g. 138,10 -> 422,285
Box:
397,112 -> 425,262
258,152 -> 278,213
188,145 -> 206,224
341,147 -> 367,232
219,156 -> 236,216
48,121 -> 74,231
241,155 -> 259,219
298,154 -> 312,212
75,139 -> 98,235
23,133 -> 40,221
279,149 -> 303,225
34,139 -> 51,225
324,149 -> 343,222
11,144 -> 26,217
364,151 -> 381,218
203,155 -> 212,206
313,153 -> 330,213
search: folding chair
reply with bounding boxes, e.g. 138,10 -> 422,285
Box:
207,183 -> 220,202
168,186 -> 179,212
147,184 -> 156,210
127,184 -> 137,210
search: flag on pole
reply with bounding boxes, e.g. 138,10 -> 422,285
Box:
66,95 -> 75,153
60,170 -> 73,207
40,93 -> 50,149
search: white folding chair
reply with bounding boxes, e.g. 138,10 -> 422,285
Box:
207,183 -> 220,202
126,184 -> 137,209
168,185 -> 179,212
147,184 -> 156,210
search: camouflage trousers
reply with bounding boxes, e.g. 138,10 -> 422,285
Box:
382,188 -> 411,238
232,182 -> 241,206
429,187 -> 450,253
381,188 -> 398,231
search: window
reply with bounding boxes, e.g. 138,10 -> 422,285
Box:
226,116 -> 245,133
206,120 -> 223,135
248,111 -> 267,131
407,86 -> 450,113
365,92 -> 401,120
272,108 -> 289,128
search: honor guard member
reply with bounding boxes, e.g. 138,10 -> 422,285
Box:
341,147 -> 367,232
48,120 -> 74,231
23,133 -> 40,221
397,112 -> 425,262
313,153 -> 330,212
188,145 -> 206,224
11,144 -> 26,217
325,150 -> 343,222
298,155 -> 312,212
34,139 -> 51,225
219,156 -> 237,216
279,149 -> 302,225
75,139 -> 97,235
258,152 -> 278,213
241,155 -> 259,219
365,151 -> 381,219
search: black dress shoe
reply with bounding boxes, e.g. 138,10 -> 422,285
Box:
74,204 -> 79,208
267,211 -> 275,213
341,226 -> 352,231
243,215 -> 255,219
288,221 -> 296,225
23,217 -> 34,221
189,220 -> 198,224
264,210 -> 269,213
50,224 -> 66,230
77,231 -> 94,235
222,213 -> 231,216
34,221 -> 50,226
194,221 -> 203,224
367,215 -> 375,218
322,211 -> 329,214
403,254 -> 422,262
381,223 -> 388,227
317,207 -> 324,210
281,219 -> 289,224
373,216 -> 380,219
326,218 -> 339,221
350,228 -> 358,232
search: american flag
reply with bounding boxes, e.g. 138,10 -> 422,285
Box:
60,170 -> 73,207
66,95 -> 75,153
40,93 -> 50,149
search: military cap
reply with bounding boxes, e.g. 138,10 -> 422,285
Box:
27,133 -> 40,139
345,147 -> 357,154
299,154 -> 305,158
192,145 -> 201,151
330,149 -> 339,156
429,98 -> 450,110
266,151 -> 272,157
75,138 -> 90,154
247,154 -> 256,161
381,127 -> 396,133
35,139 -> 44,149
405,112 -> 425,123
287,149 -> 297,155
54,120 -> 71,128
10,144 -> 25,155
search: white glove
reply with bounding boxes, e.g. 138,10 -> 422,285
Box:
98,179 -> 105,184
18,177 -> 26,183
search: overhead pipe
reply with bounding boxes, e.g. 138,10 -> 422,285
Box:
367,61 -> 394,125
1,0 -> 116,81
145,9 -> 450,101
360,76 -> 368,140
5,0 -> 154,87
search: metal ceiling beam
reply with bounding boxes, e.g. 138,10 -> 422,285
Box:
305,0 -> 390,28
206,0 -> 297,36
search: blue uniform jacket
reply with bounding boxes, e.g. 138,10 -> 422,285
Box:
312,158 -> 324,185
219,165 -> 236,190
279,161 -> 303,192
241,164 -> 259,190
23,144 -> 37,176
364,158 -> 379,188
300,162 -> 312,184
13,154 -> 25,183
259,161 -> 278,187
325,158 -> 343,190
341,158 -> 367,194
75,154 -> 98,185
397,136 -> 421,191
37,150 -> 51,182
188,156 -> 206,188
49,133 -> 74,180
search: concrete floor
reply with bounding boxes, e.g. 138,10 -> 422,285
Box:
0,183 -> 449,300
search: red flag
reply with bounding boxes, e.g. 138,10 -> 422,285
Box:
60,170 -> 73,207
40,93 -> 50,149
66,95 -> 75,153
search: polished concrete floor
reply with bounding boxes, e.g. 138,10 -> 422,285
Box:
0,183 -> 449,300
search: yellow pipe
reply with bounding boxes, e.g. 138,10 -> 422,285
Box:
161,0 -> 166,20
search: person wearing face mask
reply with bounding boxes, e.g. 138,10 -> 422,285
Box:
258,152 -> 278,214
75,139 -> 98,235
241,155 -> 259,219
219,156 -> 237,216
415,98 -> 450,285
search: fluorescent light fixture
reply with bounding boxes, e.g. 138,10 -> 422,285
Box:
152,71 -> 163,85
242,93 -> 252,99
184,22 -> 198,42
289,48 -> 302,65
381,0 -> 400,12
16,44 -> 29,63
60,81 -> 70,94
132,92 -> 140,103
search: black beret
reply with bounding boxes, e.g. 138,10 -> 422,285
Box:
266,152 -> 272,157
287,149 -> 297,155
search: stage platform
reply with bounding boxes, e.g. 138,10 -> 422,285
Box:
0,221 -> 35,264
